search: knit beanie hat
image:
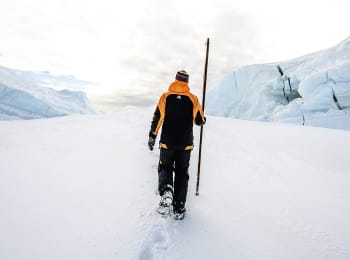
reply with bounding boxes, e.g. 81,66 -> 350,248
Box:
176,70 -> 189,83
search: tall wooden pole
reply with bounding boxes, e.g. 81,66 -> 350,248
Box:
196,38 -> 210,196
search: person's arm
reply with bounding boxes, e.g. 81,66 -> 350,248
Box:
148,94 -> 166,150
150,106 -> 161,137
193,95 -> 206,126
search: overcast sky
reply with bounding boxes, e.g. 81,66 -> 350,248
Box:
1,0 -> 349,110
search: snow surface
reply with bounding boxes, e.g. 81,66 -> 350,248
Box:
0,65 -> 95,120
206,37 -> 350,130
1,106 -> 350,259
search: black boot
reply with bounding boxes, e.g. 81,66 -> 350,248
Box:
173,201 -> 186,220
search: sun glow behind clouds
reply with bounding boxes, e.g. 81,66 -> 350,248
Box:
1,0 -> 350,110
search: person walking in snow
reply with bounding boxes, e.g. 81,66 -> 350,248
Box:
148,70 -> 206,220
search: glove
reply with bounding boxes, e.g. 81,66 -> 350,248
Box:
148,131 -> 157,151
203,116 -> 207,125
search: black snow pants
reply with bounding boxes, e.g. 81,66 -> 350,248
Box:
158,148 -> 191,206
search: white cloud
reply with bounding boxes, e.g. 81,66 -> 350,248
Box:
1,0 -> 350,110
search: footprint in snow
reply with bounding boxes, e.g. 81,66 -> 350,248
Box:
138,222 -> 171,260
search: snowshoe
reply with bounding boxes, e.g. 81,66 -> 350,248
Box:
173,203 -> 186,220
157,190 -> 173,216
173,210 -> 185,220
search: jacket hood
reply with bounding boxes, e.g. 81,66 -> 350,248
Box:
168,80 -> 190,93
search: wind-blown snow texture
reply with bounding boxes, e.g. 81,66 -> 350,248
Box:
0,65 -> 95,120
206,37 -> 350,130
1,107 -> 349,259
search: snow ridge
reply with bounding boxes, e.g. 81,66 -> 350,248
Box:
0,65 -> 95,120
206,37 -> 350,130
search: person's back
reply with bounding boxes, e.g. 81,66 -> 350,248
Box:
148,70 -> 206,220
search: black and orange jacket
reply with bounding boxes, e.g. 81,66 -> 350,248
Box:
150,80 -> 206,150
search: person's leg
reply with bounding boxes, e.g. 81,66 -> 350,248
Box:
158,148 -> 175,195
173,150 -> 191,209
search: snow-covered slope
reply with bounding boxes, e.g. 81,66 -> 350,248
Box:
206,37 -> 350,130
1,107 -> 349,259
0,66 -> 95,120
